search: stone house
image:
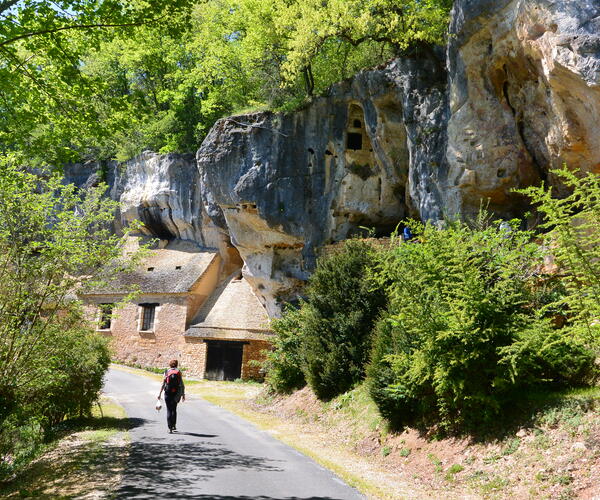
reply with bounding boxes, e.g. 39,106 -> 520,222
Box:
185,271 -> 272,380
81,239 -> 271,380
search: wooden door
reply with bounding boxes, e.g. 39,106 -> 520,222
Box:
204,340 -> 244,381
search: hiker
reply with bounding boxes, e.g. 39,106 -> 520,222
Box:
157,359 -> 185,433
402,226 -> 413,242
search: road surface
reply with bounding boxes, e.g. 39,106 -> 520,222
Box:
103,368 -> 366,500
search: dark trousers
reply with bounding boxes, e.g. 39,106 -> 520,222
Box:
164,396 -> 178,430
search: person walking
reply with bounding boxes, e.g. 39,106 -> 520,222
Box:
157,359 -> 185,433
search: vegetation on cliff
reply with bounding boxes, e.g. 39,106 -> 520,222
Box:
266,172 -> 600,435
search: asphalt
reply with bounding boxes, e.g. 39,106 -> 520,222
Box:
103,368 -> 366,500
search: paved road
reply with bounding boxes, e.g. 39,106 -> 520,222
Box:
103,368 -> 366,500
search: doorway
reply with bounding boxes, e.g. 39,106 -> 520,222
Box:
204,340 -> 245,381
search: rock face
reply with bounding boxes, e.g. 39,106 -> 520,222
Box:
66,0 -> 600,316
196,0 -> 600,314
117,151 -> 219,246
64,152 -> 226,250
197,50 -> 447,315
446,0 -> 600,216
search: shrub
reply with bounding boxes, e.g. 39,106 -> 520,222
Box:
300,239 -> 387,400
264,306 -> 306,393
368,218 -> 596,433
28,322 -> 112,431
518,166 -> 600,351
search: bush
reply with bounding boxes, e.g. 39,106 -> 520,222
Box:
368,218 -> 596,433
264,306 -> 306,394
27,322 -> 112,431
519,166 -> 600,351
300,240 -> 387,400
0,315 -> 111,479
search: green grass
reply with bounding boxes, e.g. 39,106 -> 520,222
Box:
501,437 -> 520,456
0,397 -> 129,499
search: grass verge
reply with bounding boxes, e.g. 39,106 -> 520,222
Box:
0,396 -> 130,499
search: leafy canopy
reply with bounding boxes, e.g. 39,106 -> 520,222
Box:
0,0 -> 452,164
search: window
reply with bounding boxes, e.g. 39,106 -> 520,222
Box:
147,267 -> 155,272
140,303 -> 158,331
347,132 -> 363,150
353,119 -> 362,128
98,303 -> 114,330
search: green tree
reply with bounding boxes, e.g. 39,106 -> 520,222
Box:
301,240 -> 387,400
1,0 -> 453,164
264,305 -> 307,394
368,218 -> 596,433
0,0 -> 195,163
0,155 -> 130,430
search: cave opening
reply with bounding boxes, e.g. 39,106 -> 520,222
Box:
347,132 -> 363,150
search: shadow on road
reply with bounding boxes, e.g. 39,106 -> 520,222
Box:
175,431 -> 218,438
116,435 -> 287,498
51,416 -> 148,440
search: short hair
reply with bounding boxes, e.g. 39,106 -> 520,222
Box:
169,359 -> 178,368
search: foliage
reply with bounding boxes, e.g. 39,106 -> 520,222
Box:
0,0 -> 452,164
264,306 -> 307,394
0,0 -> 196,164
25,316 -> 111,430
0,155 -> 129,466
265,240 -> 387,399
300,240 -> 386,400
276,0 -> 452,91
367,218 -> 596,433
518,166 -> 600,351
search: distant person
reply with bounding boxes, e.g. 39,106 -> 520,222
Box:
402,226 -> 413,242
157,359 -> 185,433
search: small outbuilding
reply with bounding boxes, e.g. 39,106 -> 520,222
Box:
80,238 -> 271,379
185,272 -> 272,380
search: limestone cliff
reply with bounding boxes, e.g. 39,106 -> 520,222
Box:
197,50 -> 448,314
66,0 -> 600,316
446,0 -> 600,217
64,152 -> 226,250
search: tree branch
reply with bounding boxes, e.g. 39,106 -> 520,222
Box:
0,20 -> 152,48
225,118 -> 288,137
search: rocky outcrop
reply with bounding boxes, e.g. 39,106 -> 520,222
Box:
64,152 -> 226,250
66,0 -> 600,316
197,50 -> 447,315
446,0 -> 600,216
117,152 -> 211,244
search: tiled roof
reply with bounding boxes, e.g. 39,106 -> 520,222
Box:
186,273 -> 270,335
83,239 -> 219,295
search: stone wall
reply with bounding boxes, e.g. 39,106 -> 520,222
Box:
181,337 -> 207,378
85,298 -> 270,380
242,340 -> 271,380
85,295 -> 189,368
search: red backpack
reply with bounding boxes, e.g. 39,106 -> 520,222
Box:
164,368 -> 181,394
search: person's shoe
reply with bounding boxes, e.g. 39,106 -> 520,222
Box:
172,427 -> 177,431
169,428 -> 173,434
